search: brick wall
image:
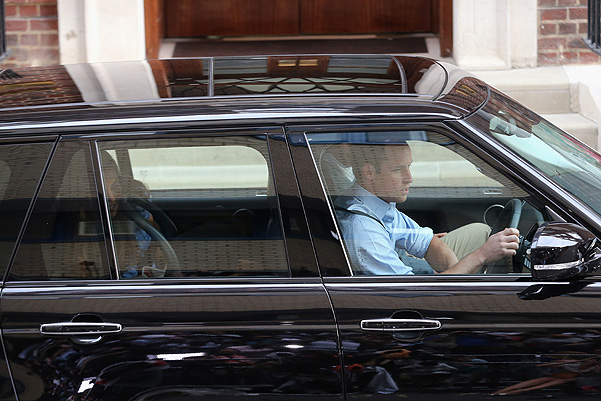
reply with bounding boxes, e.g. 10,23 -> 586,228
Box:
3,0 -> 59,68
539,0 -> 601,65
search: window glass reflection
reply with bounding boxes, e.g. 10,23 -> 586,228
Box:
10,141 -> 110,280
98,135 -> 288,279
0,142 -> 53,278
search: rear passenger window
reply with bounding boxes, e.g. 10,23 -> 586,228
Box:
0,142 -> 53,278
9,141 -> 111,280
98,135 -> 288,278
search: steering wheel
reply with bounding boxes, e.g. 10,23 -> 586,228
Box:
127,197 -> 178,238
121,202 -> 180,274
481,198 -> 523,274
490,198 -> 522,234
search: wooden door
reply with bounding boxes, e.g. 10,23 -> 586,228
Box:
165,0 -> 435,38
300,0 -> 432,34
165,0 -> 300,37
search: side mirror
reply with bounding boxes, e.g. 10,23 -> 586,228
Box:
531,222 -> 601,280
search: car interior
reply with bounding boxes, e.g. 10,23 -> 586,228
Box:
307,130 -> 549,275
98,135 -> 289,279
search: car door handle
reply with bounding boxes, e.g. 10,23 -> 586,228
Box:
360,318 -> 441,332
40,322 -> 123,336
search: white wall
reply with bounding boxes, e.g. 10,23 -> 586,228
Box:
453,0 -> 537,70
58,0 -> 146,64
564,66 -> 601,149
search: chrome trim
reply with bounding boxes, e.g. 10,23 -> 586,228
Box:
344,322 -> 601,330
39,322 -> 123,336
0,111 -> 460,133
2,281 -> 327,293
322,280 -> 572,289
361,318 -> 441,332
533,260 -> 582,271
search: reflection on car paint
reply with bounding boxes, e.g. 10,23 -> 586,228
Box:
10,330 -> 342,401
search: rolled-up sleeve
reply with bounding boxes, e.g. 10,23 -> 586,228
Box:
392,213 -> 433,259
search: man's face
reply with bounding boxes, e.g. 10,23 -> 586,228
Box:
364,145 -> 413,203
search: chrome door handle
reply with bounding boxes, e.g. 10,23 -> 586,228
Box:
40,322 -> 122,336
361,318 -> 441,332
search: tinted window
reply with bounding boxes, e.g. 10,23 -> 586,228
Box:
98,135 -> 288,278
307,130 -> 546,275
471,88 -> 601,216
0,142 -> 53,278
9,141 -> 110,280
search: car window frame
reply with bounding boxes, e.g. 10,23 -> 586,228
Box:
89,127 -> 320,280
288,121 -> 568,279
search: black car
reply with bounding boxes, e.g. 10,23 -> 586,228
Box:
0,55 -> 601,401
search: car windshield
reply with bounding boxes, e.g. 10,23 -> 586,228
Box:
469,88 -> 601,214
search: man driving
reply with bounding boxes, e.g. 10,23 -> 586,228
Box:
335,144 -> 520,275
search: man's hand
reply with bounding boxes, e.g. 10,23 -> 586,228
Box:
475,228 -> 520,265
429,227 -> 520,275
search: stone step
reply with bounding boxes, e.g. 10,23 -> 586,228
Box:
474,67 -> 572,115
542,113 -> 598,148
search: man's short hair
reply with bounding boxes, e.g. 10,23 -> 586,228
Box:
349,144 -> 410,180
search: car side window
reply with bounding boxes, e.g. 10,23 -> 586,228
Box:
9,141 -> 111,280
98,135 -> 289,278
0,142 -> 53,279
307,130 -> 547,276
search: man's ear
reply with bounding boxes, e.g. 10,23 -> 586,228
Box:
361,162 -> 376,181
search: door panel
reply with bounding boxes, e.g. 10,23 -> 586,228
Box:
0,140 -> 55,401
300,0 -> 432,34
1,130 -> 342,400
0,332 -> 16,401
2,281 -> 342,401
288,124 -> 601,398
326,278 -> 601,399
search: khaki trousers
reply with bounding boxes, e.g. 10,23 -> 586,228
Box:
441,222 -> 491,260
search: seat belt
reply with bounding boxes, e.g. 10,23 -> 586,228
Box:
334,206 -> 386,230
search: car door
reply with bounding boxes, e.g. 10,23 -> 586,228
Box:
289,124 -> 601,400
0,137 -> 55,401
0,128 -> 343,401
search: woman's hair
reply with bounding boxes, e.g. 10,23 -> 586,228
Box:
100,152 -> 149,199
122,177 -> 150,199
100,151 -> 119,174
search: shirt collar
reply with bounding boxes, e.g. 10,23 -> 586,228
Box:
337,183 -> 394,221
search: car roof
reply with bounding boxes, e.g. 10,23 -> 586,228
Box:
0,55 -> 490,130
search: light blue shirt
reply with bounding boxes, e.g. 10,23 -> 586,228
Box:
335,185 -> 434,275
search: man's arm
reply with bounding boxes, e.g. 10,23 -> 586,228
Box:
423,236 -> 458,272
425,228 -> 520,274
